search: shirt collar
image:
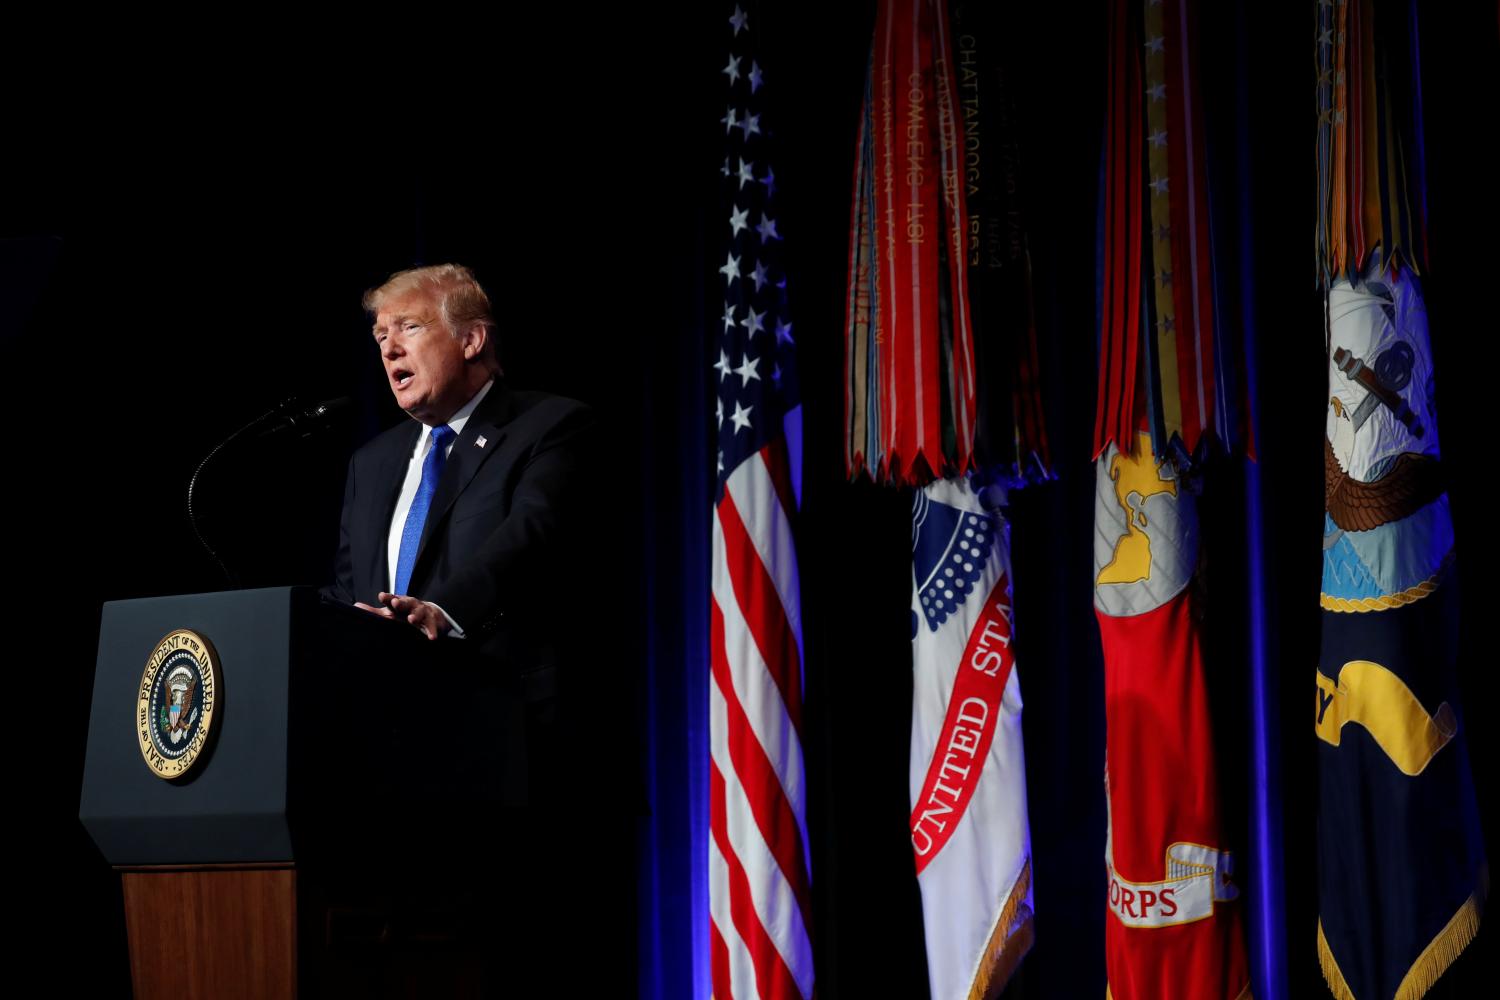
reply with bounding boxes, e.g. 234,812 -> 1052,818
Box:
418,378 -> 494,452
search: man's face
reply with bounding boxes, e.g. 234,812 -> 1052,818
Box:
373,293 -> 473,425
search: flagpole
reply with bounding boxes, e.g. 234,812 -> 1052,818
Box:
1233,1 -> 1286,992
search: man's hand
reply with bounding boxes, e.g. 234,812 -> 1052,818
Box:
353,593 -> 452,641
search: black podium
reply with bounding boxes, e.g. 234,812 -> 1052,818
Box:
80,586 -> 516,999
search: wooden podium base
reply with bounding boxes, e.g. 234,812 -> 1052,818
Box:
118,863 -> 491,998
120,864 -> 296,1000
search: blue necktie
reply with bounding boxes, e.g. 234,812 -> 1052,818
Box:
393,423 -> 455,595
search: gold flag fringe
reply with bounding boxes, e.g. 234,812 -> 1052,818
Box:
966,857 -> 1035,1000
1319,865 -> 1488,1000
1318,917 -> 1364,1000
1393,866 -> 1487,1000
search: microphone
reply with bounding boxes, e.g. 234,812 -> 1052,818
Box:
251,396 -> 352,440
188,395 -> 353,586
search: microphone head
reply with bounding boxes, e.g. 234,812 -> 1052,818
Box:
310,396 -> 352,419
255,396 -> 352,440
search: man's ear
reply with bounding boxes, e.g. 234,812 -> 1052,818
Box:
461,323 -> 489,361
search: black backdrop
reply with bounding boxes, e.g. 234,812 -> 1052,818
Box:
8,3 -> 1498,997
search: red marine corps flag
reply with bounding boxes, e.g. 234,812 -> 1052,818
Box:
1093,0 -> 1251,995
1093,435 -> 1249,1000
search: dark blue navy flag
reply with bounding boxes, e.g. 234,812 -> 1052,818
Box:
1316,257 -> 1486,1000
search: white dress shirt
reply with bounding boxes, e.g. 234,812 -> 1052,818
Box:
385,378 -> 494,634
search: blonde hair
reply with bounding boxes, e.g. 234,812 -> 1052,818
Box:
364,264 -> 499,368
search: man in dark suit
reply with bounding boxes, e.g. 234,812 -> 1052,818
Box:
322,265 -> 597,991
325,264 -> 593,803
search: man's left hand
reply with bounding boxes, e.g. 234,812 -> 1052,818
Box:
370,592 -> 452,640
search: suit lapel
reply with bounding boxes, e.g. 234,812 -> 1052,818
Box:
413,382 -> 516,574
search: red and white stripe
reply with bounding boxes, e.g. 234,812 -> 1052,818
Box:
710,446 -> 814,1000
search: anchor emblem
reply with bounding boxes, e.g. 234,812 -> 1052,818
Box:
1333,342 -> 1422,438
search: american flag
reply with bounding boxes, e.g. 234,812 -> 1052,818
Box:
709,5 -> 814,999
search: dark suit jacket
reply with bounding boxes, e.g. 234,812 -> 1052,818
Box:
325,381 -> 593,799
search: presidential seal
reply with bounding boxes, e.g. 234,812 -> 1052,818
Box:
136,629 -> 221,779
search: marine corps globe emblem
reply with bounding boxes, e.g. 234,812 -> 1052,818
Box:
136,629 -> 221,779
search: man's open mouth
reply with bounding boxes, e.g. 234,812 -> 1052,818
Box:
392,368 -> 414,387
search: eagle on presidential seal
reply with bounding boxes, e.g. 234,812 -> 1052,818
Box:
159,665 -> 199,745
